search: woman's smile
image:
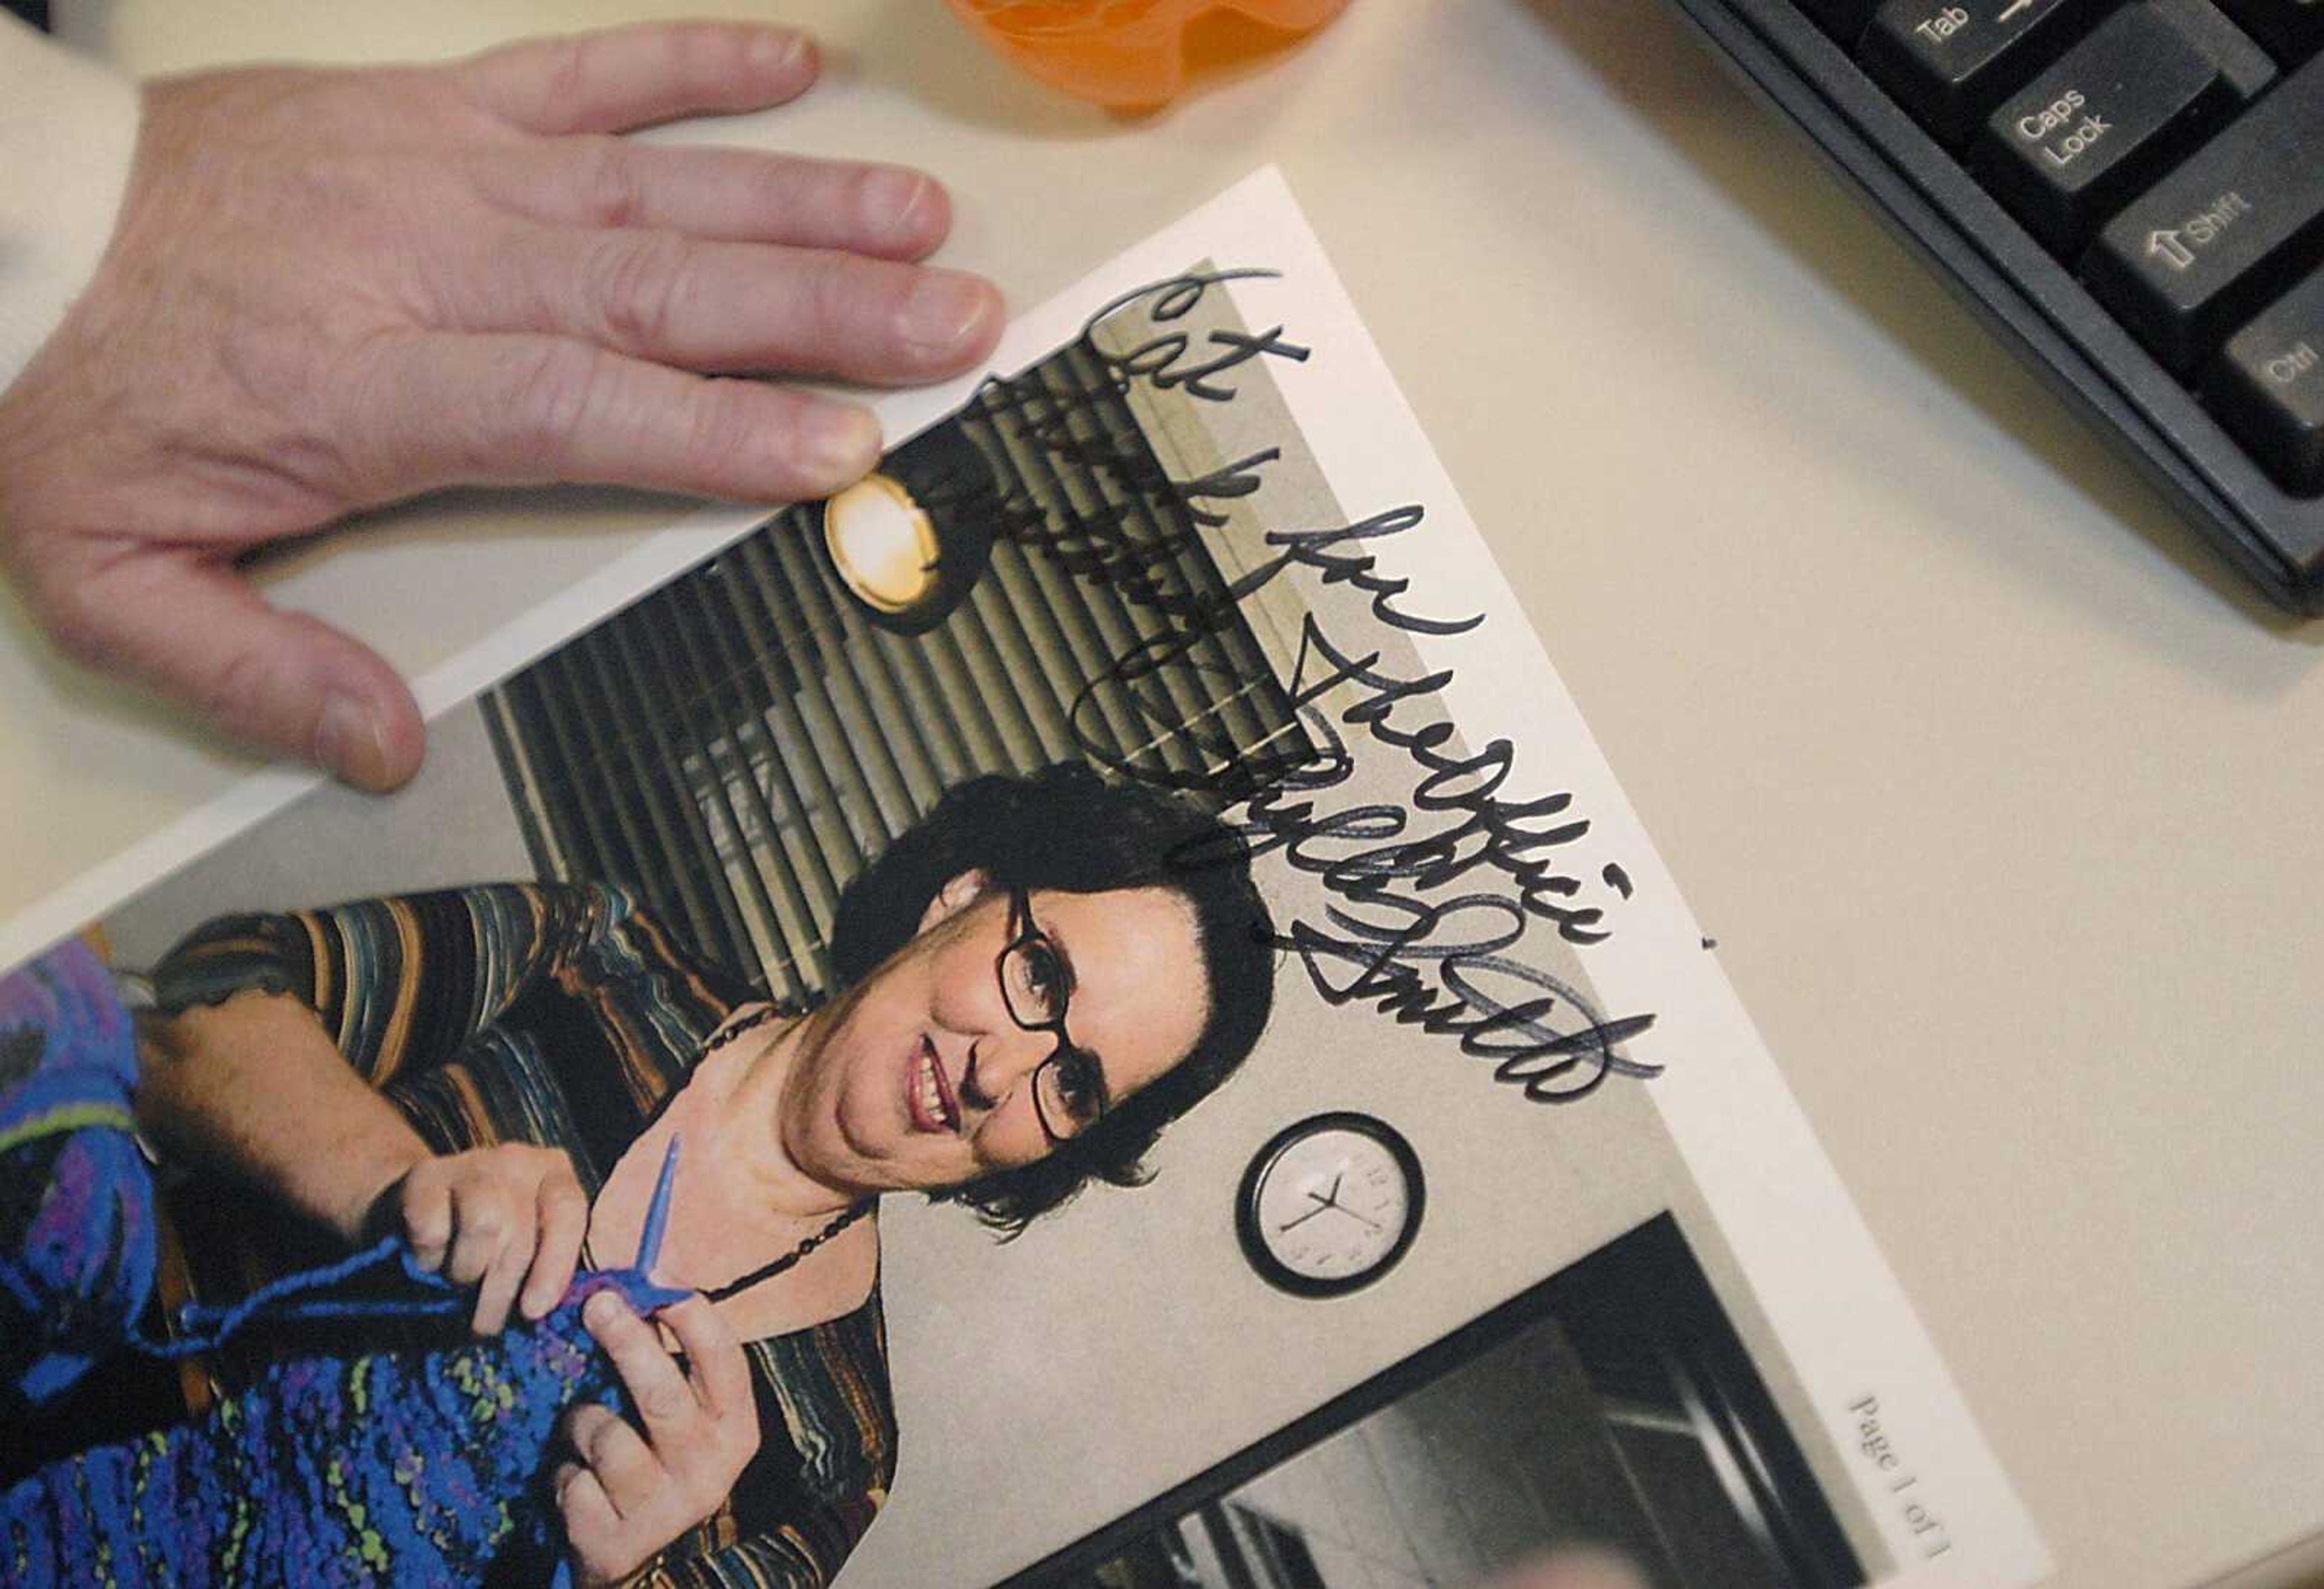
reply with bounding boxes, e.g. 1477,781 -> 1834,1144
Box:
790,879 -> 1209,1190
906,1033 -> 962,1135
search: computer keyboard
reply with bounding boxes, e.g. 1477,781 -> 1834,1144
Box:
1660,0 -> 2324,612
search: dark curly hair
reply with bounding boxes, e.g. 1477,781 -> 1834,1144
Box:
826,763 -> 1275,1235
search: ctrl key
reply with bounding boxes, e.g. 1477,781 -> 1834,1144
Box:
2207,270 -> 2324,493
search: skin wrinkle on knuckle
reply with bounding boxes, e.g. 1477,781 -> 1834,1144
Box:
811,250 -> 873,366
749,159 -> 799,229
533,36 -> 595,134
406,1197 -> 450,1244
494,340 -> 602,471
336,328 -> 431,496
681,386 -> 760,487
186,637 -> 283,747
589,229 -> 697,356
583,1415 -> 634,1469
573,137 -> 645,229
638,1380 -> 691,1425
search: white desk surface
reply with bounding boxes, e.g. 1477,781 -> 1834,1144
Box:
11,4 -> 2324,1587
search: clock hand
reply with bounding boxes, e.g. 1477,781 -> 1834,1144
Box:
1324,1171 -> 1345,1207
1330,1202 -> 1382,1233
1278,1202 -> 1335,1234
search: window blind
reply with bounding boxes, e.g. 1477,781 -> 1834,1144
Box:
484,341 -> 1307,996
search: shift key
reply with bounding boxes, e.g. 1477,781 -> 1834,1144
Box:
2086,56 -> 2324,375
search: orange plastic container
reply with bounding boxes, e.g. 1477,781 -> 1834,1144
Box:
944,0 -> 1352,108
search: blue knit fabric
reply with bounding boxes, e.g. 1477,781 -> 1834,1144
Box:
0,942 -> 154,1414
1,1259 -> 689,1585
0,944 -> 695,1585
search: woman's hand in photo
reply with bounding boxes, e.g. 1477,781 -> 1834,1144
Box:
557,1292 -> 759,1585
381,1142 -> 589,1334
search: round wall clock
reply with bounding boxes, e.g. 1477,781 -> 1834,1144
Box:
1236,1112 -> 1424,1298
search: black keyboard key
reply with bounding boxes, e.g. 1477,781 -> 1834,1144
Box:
1979,5 -> 2234,252
2210,0 -> 2324,61
2085,57 -> 2324,373
1800,0 -> 1886,42
1862,0 -> 2112,145
2207,270 -> 2324,488
2150,0 -> 2280,96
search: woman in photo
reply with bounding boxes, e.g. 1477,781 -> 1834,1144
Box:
122,761 -> 1278,1587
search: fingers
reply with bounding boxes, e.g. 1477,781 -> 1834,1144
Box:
393,1146 -> 586,1332
658,1296 -> 750,1423
522,1172 -> 589,1322
402,1169 -> 454,1273
584,1291 -> 699,1443
553,1460 -> 620,1545
468,145 -> 953,260
366,331 -> 886,503
564,1401 -> 661,1511
459,227 -> 1002,385
34,551 -> 426,792
444,218 -> 999,385
456,21 -> 818,137
470,1222 -> 532,1337
1475,1550 -> 1652,1589
559,1293 -> 759,1581
444,1169 -> 530,1337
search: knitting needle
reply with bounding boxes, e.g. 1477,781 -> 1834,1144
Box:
635,1135 -> 681,1276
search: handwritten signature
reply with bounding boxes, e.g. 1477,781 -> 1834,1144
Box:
977,270 -> 1662,1102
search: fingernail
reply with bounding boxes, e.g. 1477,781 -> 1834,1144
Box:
315,694 -> 387,788
753,28 -> 812,74
867,169 -> 934,241
803,404 -> 882,485
896,272 -> 995,362
583,1291 -> 623,1330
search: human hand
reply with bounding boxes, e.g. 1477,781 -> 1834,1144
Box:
375,1142 -> 589,1335
556,1292 -> 757,1585
1472,1547 -> 1652,1589
0,21 -> 1003,791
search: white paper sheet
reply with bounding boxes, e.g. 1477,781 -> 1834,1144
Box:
1,168 -> 2046,1589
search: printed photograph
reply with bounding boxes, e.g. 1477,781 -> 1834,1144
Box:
0,197 -> 2014,1587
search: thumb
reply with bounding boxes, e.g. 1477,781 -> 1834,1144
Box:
1474,1550 -> 1652,1589
65,551 -> 425,790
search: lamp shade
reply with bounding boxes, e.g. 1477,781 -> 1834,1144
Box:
813,421 -> 999,635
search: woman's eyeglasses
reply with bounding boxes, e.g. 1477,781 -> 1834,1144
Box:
997,886 -> 1111,1145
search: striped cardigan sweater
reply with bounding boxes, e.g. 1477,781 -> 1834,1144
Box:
152,883 -> 895,1588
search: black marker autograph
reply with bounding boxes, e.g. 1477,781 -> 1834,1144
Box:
975,269 -> 1663,1102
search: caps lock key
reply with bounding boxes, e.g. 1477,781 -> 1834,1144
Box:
1978,4 -> 2236,254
